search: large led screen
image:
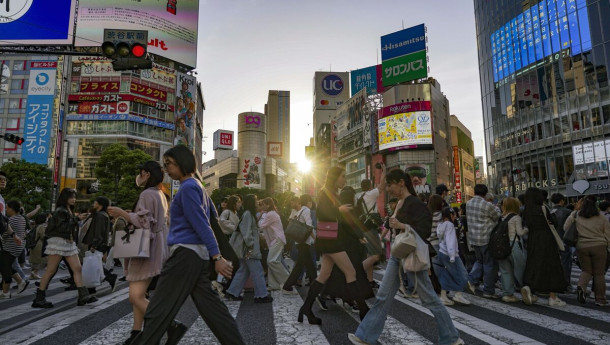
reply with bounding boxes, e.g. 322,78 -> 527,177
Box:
491,0 -> 591,83
0,1 -> 76,44
378,111 -> 432,150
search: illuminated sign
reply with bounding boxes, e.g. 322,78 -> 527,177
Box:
378,111 -> 433,150
380,23 -> 428,86
80,81 -> 120,93
0,1 -> 76,45
213,130 -> 234,150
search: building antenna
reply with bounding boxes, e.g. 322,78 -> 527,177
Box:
376,49 -> 379,64
329,64 -> 331,72
402,20 -> 405,29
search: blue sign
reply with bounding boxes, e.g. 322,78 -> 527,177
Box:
66,114 -> 175,130
351,65 -> 378,96
321,74 -> 344,96
381,24 -> 426,61
0,1 -> 76,44
490,0 -> 593,83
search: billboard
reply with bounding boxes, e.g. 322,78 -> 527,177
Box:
75,0 -> 199,68
22,60 -> 58,164
267,142 -> 282,157
174,73 -> 197,149
402,164 -> 431,195
314,72 -> 350,110
0,1 -> 76,44
378,111 -> 433,150
351,65 -> 384,96
571,140 -> 610,180
382,50 -> 428,87
335,89 -> 367,141
213,130 -> 234,150
381,24 -> 426,61
242,156 -> 262,188
491,0 -> 591,83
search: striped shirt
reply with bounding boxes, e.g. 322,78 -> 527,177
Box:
1,215 -> 26,257
465,196 -> 501,246
428,211 -> 442,246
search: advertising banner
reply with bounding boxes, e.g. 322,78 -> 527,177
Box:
314,72 -> 349,110
380,101 -> 431,118
0,1 -> 76,44
174,73 -> 197,149
351,65 -> 380,96
72,57 -> 121,77
22,61 -> 57,164
80,81 -> 121,93
381,50 -> 428,87
242,156 -> 262,188
75,0 -> 199,68
402,164 -> 431,195
378,111 -> 433,150
267,142 -> 282,157
335,89 -> 367,141
381,24 -> 426,61
66,114 -> 174,130
68,101 -> 130,115
572,139 -> 610,180
68,94 -> 174,112
130,82 -> 167,102
213,130 -> 234,150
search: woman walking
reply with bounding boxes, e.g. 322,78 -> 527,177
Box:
108,161 -> 170,345
0,200 -> 30,298
258,197 -> 289,291
349,169 -> 462,345
132,145 -> 244,345
32,188 -> 97,308
521,187 -> 567,306
225,194 -> 273,303
298,166 -> 370,324
564,195 -> 610,306
497,197 -> 528,302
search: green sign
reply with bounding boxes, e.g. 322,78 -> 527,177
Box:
381,50 -> 427,86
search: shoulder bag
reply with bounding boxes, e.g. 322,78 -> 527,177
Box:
542,206 -> 565,251
402,228 -> 430,272
285,209 -> 313,243
563,211 -> 578,247
113,227 -> 151,258
391,224 -> 417,258
358,191 -> 383,230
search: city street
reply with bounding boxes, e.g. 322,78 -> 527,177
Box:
1,264 -> 608,345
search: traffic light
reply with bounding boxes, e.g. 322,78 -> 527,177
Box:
3,133 -> 24,145
101,29 -> 152,71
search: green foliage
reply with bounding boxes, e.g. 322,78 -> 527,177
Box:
94,144 -> 152,209
274,190 -> 296,221
0,159 -> 52,212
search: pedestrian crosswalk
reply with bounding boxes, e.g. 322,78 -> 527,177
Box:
0,266 -> 608,345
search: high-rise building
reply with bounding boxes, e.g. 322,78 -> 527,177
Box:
474,0 -> 609,198
265,90 -> 290,167
450,115 -> 476,203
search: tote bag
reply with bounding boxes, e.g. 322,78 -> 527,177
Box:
113,228 -> 151,259
285,209 -> 313,243
403,229 -> 430,272
390,225 -> 417,258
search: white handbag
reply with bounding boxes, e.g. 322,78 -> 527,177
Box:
390,225 -> 417,258
402,229 -> 430,272
113,228 -> 151,258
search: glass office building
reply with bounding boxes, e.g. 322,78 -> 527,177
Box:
474,0 -> 610,198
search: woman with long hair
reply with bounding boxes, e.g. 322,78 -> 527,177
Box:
28,212 -> 49,280
225,194 -> 273,303
108,161 -> 171,345
258,197 -> 289,291
521,187 -> 567,307
497,197 -> 528,302
564,195 -> 610,306
349,169 -> 462,345
219,195 -> 240,237
32,188 -> 97,308
298,166 -> 370,324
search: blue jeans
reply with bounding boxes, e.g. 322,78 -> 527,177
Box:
436,252 -> 468,292
497,240 -> 525,295
468,244 -> 498,294
354,256 -> 459,345
11,256 -> 25,280
226,258 -> 269,298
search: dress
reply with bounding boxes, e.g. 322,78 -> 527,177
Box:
315,188 -> 345,254
125,187 -> 169,282
522,205 -> 568,293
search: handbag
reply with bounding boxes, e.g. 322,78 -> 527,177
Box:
403,229 -> 430,272
316,221 -> 338,239
541,206 -> 565,252
285,209 -> 313,243
563,211 -> 578,247
358,192 -> 383,229
390,225 -> 417,258
113,228 -> 151,258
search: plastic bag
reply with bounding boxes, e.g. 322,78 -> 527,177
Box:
82,250 -> 104,288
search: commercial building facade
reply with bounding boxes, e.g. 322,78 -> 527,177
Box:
265,90 -> 290,168
474,0 -> 610,198
450,115 -> 476,203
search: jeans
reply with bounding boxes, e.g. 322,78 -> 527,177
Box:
354,256 -> 459,345
226,258 -> 269,298
435,252 -> 468,292
468,244 -> 498,294
12,254 -> 26,280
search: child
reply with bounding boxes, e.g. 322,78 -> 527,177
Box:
436,207 -> 470,305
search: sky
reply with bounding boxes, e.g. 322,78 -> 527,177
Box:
196,0 -> 485,169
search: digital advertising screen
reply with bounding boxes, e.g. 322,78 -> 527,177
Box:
378,111 -> 432,150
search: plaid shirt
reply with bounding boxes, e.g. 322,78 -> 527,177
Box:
465,196 -> 500,246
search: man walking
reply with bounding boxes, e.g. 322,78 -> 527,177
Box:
465,184 -> 501,298
550,193 -> 574,292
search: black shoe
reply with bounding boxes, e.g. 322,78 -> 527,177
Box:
35,281 -> 40,287
297,306 -> 322,325
106,273 -> 118,292
60,277 -> 74,285
225,293 -> 243,301
254,295 -> 274,303
32,289 -> 53,308
165,320 -> 188,345
316,295 -> 328,311
123,330 -> 142,345
369,280 -> 380,289
577,286 -> 586,304
64,284 -> 77,291
119,276 -> 127,282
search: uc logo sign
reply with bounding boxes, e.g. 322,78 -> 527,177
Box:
321,74 -> 344,96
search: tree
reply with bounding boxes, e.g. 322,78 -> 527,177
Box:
0,159 -> 52,212
94,144 -> 152,209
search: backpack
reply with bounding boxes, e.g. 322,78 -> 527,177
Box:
488,214 -> 517,260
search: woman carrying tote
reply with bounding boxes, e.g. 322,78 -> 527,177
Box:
32,188 -> 97,308
497,197 -> 528,302
108,161 -> 170,345
349,169 -> 462,345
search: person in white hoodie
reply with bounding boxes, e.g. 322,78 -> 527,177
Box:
435,207 -> 471,305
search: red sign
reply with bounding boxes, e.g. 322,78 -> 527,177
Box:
68,94 -> 173,112
220,132 -> 233,146
380,101 -> 432,118
456,191 -> 462,203
80,81 -> 120,93
73,101 -> 129,115
31,61 -> 58,68
267,142 -> 282,157
130,82 -> 167,102
453,146 -> 461,191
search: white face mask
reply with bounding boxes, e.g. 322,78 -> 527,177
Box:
135,173 -> 148,187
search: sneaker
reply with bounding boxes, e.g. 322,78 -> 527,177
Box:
452,338 -> 465,345
502,295 -> 520,303
548,297 -> 566,307
576,286 -> 586,304
281,287 -> 299,295
348,333 -> 371,345
0,291 -> 10,299
465,281 -> 476,295
29,273 -> 41,280
17,280 -> 30,294
483,293 -> 501,299
453,292 -> 471,305
316,295 -> 328,311
106,273 -> 118,293
595,301 -> 609,307
440,294 -> 455,306
225,293 -> 243,301
60,277 -> 73,285
254,295 -> 273,303
521,286 -> 533,305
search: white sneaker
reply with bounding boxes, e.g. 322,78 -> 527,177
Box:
17,280 -> 30,294
348,333 -> 371,345
521,286 -> 533,305
453,292 -> 471,305
465,281 -> 476,295
0,291 -> 11,299
440,294 -> 455,306
502,295 -> 520,303
281,288 -> 299,295
452,338 -> 465,345
548,297 -> 566,307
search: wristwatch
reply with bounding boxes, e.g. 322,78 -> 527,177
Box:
212,255 -> 223,262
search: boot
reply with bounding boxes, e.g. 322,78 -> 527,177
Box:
123,330 -> 142,345
165,319 -> 188,345
347,281 -> 369,321
77,286 -> 98,306
298,280 -> 324,324
32,288 -> 53,308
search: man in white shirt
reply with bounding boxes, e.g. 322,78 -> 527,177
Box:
282,195 -> 316,294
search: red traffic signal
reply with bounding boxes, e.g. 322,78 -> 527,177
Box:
3,133 -> 24,145
101,41 -> 148,59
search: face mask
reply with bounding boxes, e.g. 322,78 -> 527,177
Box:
135,173 -> 147,187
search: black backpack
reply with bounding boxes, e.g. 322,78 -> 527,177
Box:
488,214 -> 517,260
